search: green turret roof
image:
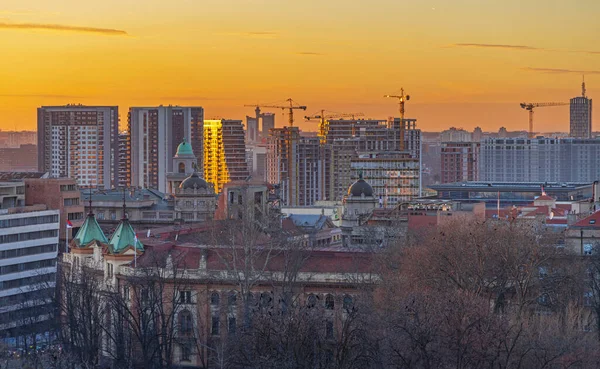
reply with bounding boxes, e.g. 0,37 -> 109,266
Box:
108,219 -> 144,254
175,138 -> 194,157
73,214 -> 108,246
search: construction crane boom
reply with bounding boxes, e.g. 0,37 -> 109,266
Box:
384,88 -> 410,151
305,110 -> 364,142
520,102 -> 569,138
245,98 -> 306,128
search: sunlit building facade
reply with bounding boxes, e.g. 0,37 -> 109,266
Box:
37,105 -> 119,189
204,119 -> 248,193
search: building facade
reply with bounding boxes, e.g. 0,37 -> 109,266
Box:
37,105 -> 119,188
440,128 -> 472,142
480,137 -> 600,183
350,152 -> 420,207
204,119 -> 249,194
0,207 -> 59,340
117,131 -> 130,188
570,97 -> 593,139
24,178 -> 85,240
440,142 -> 480,183
128,106 -> 204,193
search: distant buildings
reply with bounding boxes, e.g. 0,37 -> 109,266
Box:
117,131 -> 130,189
128,106 -> 204,193
570,80 -> 593,138
37,105 -> 119,188
480,137 -> 600,183
440,142 -> 480,183
0,130 -> 36,148
0,144 -> 37,172
203,119 -> 248,194
440,127 -> 472,142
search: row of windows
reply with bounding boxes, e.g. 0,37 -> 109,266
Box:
0,259 -> 56,276
0,215 -> 58,229
0,272 -> 55,291
0,244 -> 57,260
0,230 -> 58,244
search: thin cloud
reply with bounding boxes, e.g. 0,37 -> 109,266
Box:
0,93 -> 84,98
217,31 -> 278,39
295,52 -> 325,56
523,67 -> 600,75
452,43 -> 542,50
157,96 -> 236,101
0,22 -> 128,36
0,10 -> 61,16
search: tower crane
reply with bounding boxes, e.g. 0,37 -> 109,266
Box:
519,102 -> 568,138
305,110 -> 365,143
384,88 -> 410,150
244,98 -> 307,128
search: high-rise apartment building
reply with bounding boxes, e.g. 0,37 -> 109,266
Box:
128,106 -> 204,193
570,80 -> 592,138
204,119 -> 249,193
480,137 -> 600,183
246,144 -> 267,181
267,128 -> 325,206
246,116 -> 259,144
440,142 -> 480,183
117,131 -> 130,188
350,152 -> 420,207
37,105 -> 118,188
261,113 -> 275,140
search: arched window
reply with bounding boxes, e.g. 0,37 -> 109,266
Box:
343,295 -> 353,311
228,291 -> 237,306
260,292 -> 273,308
307,294 -> 317,308
210,292 -> 220,306
178,310 -> 193,336
325,294 -> 335,310
178,162 -> 185,173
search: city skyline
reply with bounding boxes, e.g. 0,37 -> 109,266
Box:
0,0 -> 599,132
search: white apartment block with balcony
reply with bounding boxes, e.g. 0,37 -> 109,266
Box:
0,208 -> 60,336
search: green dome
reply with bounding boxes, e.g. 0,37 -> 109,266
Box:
176,138 -> 194,157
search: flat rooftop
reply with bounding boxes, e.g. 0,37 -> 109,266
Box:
429,181 -> 593,192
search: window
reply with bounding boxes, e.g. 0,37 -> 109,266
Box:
307,294 -> 317,308
178,162 -> 185,173
325,294 -> 335,310
123,286 -> 130,302
180,290 -> 192,304
326,320 -> 334,339
584,291 -> 593,306
210,292 -> 220,306
179,310 -> 193,336
343,295 -> 353,311
228,291 -> 237,306
211,316 -> 220,335
228,317 -> 236,334
181,344 -> 191,362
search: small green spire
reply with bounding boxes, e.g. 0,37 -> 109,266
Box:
73,214 -> 108,246
358,169 -> 364,180
108,219 -> 144,254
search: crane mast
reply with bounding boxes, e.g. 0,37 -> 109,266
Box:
384,88 -> 411,151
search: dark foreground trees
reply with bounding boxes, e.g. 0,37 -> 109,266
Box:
55,217 -> 600,368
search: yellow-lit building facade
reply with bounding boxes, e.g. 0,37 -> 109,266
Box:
203,119 -> 249,194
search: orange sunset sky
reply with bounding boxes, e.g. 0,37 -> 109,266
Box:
0,0 -> 598,133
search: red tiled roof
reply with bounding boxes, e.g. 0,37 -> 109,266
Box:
535,195 -> 555,201
572,211 -> 600,228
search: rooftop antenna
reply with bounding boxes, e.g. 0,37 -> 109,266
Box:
122,186 -> 127,220
88,187 -> 94,216
582,75 -> 587,98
